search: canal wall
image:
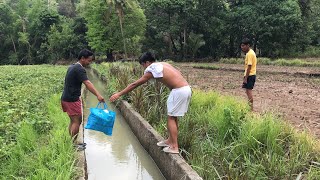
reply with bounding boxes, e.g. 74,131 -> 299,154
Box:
77,87 -> 87,180
118,100 -> 203,180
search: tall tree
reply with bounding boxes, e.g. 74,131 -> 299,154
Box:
141,0 -> 228,59
309,0 -> 320,46
41,18 -> 81,63
57,0 -> 77,17
228,0 -> 307,57
81,0 -> 146,57
107,0 -> 128,59
0,2 -> 17,64
3,0 -> 60,64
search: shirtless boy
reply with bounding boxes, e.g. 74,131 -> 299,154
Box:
109,52 -> 191,154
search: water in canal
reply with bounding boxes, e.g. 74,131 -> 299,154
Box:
83,69 -> 165,180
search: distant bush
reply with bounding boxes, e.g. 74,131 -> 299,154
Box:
220,58 -> 243,64
192,64 -> 219,70
220,57 -> 320,67
292,46 -> 320,58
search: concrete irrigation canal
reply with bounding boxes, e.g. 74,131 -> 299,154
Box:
79,69 -> 202,180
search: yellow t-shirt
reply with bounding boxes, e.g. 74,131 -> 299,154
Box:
244,49 -> 257,76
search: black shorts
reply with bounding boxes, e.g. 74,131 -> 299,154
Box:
242,75 -> 256,89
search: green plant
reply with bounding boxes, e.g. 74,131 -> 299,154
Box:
192,64 -> 219,70
1,94 -> 77,179
0,66 -> 77,178
219,57 -> 320,67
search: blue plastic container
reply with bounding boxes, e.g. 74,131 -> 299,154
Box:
85,102 -> 116,136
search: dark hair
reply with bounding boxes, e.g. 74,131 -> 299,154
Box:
78,49 -> 94,60
241,38 -> 251,45
139,52 -> 155,64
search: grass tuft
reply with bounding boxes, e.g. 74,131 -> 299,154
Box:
1,94 -> 77,179
219,57 -> 320,67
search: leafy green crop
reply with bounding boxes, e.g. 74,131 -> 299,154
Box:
0,65 -> 66,159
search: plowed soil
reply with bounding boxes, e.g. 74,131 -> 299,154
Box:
177,63 -> 320,138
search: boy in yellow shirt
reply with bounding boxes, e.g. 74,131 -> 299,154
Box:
241,38 -> 257,111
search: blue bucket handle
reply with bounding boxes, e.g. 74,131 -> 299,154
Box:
96,102 -> 108,109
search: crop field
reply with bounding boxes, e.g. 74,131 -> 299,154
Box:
0,65 -> 76,179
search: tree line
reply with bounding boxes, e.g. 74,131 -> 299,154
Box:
0,0 -> 319,65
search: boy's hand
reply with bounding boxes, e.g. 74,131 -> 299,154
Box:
97,95 -> 105,102
243,77 -> 248,84
109,93 -> 121,102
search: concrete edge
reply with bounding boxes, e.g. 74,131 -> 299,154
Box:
76,87 -> 87,180
91,67 -> 203,180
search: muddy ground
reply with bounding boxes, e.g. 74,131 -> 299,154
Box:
176,63 -> 320,138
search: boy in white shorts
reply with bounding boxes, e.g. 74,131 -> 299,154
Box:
109,52 -> 191,154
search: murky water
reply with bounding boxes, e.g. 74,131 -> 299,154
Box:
83,69 -> 165,180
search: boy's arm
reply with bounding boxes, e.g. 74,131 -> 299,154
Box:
109,73 -> 153,102
244,52 -> 254,83
244,65 -> 252,83
83,80 -> 105,102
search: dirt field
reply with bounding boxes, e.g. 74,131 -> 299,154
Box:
177,63 -> 320,138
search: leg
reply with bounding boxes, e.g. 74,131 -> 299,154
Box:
167,116 -> 179,151
246,89 -> 253,111
69,115 -> 82,142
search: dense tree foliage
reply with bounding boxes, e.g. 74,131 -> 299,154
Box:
0,0 -> 319,64
229,0 -> 307,57
140,0 -> 320,59
78,0 -> 146,57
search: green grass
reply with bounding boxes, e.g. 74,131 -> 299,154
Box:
0,65 -> 79,179
219,57 -> 320,67
293,46 -> 320,58
94,62 -> 320,179
0,94 -> 76,179
192,64 -> 220,70
0,65 -> 67,156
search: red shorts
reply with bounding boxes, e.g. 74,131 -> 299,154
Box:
61,99 -> 82,116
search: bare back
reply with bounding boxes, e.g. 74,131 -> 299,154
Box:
158,62 -> 188,89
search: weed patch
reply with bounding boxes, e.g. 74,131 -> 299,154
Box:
220,58 -> 320,67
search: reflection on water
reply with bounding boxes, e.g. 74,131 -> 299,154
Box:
84,69 -> 165,180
